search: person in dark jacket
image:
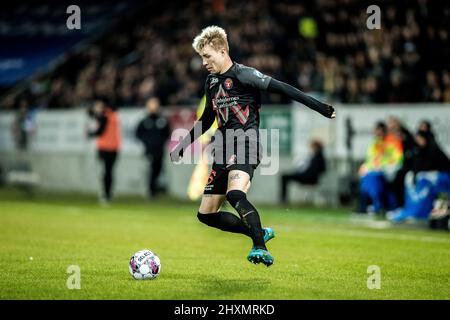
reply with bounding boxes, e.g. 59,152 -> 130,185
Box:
135,97 -> 170,198
417,120 -> 435,141
411,129 -> 450,174
280,139 -> 326,203
388,128 -> 450,222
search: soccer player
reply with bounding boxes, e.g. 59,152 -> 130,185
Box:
170,26 -> 335,266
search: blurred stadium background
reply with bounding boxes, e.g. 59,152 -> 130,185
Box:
0,0 -> 449,299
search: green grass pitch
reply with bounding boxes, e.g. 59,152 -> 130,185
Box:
0,188 -> 449,300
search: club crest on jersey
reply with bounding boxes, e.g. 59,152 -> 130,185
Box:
209,77 -> 219,88
224,78 -> 233,90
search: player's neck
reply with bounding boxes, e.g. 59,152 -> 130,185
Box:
219,58 -> 233,74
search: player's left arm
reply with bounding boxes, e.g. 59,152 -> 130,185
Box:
267,78 -> 335,118
238,66 -> 335,119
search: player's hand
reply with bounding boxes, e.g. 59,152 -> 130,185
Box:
325,104 -> 336,119
331,110 -> 336,119
170,145 -> 184,162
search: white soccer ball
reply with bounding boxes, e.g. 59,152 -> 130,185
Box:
129,249 -> 161,280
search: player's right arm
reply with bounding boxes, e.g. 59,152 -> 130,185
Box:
170,81 -> 216,162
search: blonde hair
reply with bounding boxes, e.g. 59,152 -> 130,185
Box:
192,25 -> 229,54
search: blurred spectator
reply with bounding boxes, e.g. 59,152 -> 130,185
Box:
442,70 -> 450,103
388,129 -> 450,223
87,97 -> 122,204
422,70 -> 442,102
417,120 -> 435,141
387,116 -> 416,206
357,121 -> 403,214
2,0 -> 450,109
360,76 -> 383,103
11,101 -> 36,151
135,97 -> 170,198
412,129 -> 450,174
279,139 -> 326,203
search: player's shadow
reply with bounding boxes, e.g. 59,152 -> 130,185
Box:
164,273 -> 270,298
200,277 -> 270,298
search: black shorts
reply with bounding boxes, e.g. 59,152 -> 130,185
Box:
204,135 -> 261,195
203,161 -> 259,195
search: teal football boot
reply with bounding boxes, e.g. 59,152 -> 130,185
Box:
263,227 -> 275,243
247,248 -> 274,267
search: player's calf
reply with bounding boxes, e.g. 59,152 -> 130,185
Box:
226,190 -> 266,250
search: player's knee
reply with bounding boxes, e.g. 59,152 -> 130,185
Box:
197,212 -> 217,227
226,190 -> 246,208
